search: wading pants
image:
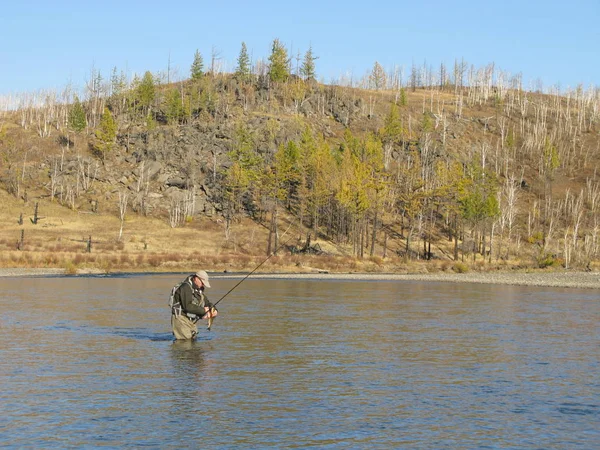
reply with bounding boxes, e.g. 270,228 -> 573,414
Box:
171,314 -> 198,340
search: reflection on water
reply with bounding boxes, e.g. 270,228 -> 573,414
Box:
0,274 -> 598,448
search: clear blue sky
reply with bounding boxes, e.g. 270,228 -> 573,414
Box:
1,0 -> 598,96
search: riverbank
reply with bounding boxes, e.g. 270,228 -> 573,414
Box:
1,267 -> 599,289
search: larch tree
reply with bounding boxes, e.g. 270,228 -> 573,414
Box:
222,124 -> 261,235
68,96 -> 87,133
380,103 -> 405,169
300,45 -> 317,81
458,164 -> 500,261
95,107 -> 117,162
190,50 -> 204,81
137,71 -> 156,118
263,141 -> 300,254
370,61 -> 387,91
165,87 -> 184,124
109,67 -> 127,115
235,42 -> 252,83
268,38 -> 290,83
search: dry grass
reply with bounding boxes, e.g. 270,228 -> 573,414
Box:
0,189 -> 572,276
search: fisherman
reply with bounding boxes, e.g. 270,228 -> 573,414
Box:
170,270 -> 218,340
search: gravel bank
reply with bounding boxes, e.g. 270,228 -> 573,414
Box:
224,271 -> 600,289
0,268 -> 599,289
0,268 -> 66,277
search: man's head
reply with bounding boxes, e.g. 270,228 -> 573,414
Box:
194,270 -> 211,288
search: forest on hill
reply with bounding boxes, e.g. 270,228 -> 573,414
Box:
1,39 -> 599,272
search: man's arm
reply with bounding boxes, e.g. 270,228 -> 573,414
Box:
179,284 -> 207,316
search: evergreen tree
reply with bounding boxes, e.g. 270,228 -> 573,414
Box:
235,42 -> 252,83
96,107 -> 117,161
68,97 -> 87,133
382,103 -> 404,143
399,87 -> 408,106
190,50 -> 204,81
137,71 -> 155,116
166,88 -> 184,124
110,66 -> 126,98
421,112 -> 433,133
300,45 -> 317,81
268,38 -> 289,83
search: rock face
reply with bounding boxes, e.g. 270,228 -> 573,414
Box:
11,81 -> 391,223
108,123 -> 232,218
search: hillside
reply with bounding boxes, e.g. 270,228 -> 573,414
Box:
1,67 -> 599,274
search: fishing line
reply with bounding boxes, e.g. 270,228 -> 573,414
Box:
212,222 -> 296,308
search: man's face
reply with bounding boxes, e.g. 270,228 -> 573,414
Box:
192,276 -> 204,288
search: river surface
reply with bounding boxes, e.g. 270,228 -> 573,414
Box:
0,274 -> 598,449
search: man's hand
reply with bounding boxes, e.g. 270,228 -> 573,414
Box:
202,306 -> 218,320
203,306 -> 218,331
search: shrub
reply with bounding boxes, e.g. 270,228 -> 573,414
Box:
147,253 -> 162,267
536,253 -> 561,268
64,261 -> 78,275
369,256 -> 384,266
452,262 -> 469,273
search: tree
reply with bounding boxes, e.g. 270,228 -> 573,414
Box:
117,191 -> 128,242
235,42 -> 252,83
95,107 -> 117,161
222,124 -> 261,236
68,96 -> 87,133
305,135 -> 335,233
109,67 -> 128,115
300,45 -> 317,81
268,38 -> 289,83
262,142 -> 300,254
370,61 -> 387,91
458,164 -> 500,260
165,87 -> 184,124
399,88 -> 408,106
137,71 -> 156,117
210,46 -> 222,74
190,50 -> 204,81
380,103 -> 405,169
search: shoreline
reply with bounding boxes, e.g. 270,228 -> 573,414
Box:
0,268 -> 599,289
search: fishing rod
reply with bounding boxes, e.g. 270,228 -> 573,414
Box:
212,223 -> 296,308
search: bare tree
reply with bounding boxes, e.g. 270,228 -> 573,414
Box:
118,191 -> 129,241
210,46 -> 223,75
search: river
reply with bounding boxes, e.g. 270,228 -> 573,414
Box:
1,274 -> 598,448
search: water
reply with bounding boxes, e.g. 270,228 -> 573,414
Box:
1,274 -> 598,448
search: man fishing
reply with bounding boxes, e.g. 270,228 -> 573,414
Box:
170,270 -> 218,340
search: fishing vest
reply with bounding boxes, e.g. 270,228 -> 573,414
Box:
169,277 -> 206,319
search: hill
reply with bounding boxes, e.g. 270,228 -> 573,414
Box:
1,66 -> 599,274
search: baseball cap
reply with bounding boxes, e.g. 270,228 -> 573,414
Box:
194,270 -> 211,288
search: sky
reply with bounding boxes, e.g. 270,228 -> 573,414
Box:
1,0 -> 598,97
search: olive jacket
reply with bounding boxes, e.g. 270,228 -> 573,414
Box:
173,275 -> 212,317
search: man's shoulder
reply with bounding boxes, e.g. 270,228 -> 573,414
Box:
177,279 -> 192,292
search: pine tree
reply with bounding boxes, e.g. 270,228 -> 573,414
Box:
190,50 -> 204,81
300,45 -> 317,81
68,97 -> 87,133
268,38 -> 289,83
235,42 -> 251,83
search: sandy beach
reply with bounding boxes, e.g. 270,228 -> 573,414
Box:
0,268 -> 599,289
